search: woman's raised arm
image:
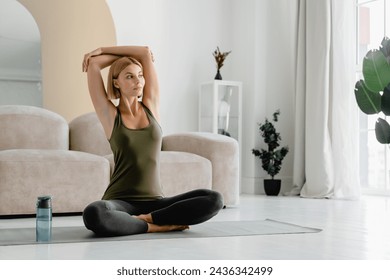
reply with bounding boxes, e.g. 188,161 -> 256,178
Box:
83,52 -> 119,139
95,46 -> 160,121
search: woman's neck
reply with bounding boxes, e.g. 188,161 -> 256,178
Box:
118,97 -> 140,116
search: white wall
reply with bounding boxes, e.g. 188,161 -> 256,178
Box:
228,0 -> 297,194
106,0 -> 298,194
107,0 -> 233,134
263,0 -> 297,194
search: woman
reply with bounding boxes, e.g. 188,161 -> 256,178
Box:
82,46 -> 223,236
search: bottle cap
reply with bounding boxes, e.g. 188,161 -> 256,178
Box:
37,196 -> 52,208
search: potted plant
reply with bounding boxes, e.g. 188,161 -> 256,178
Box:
252,110 -> 289,196
355,37 -> 390,143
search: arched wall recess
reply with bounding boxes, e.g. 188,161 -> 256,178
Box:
0,0 -> 42,106
17,0 -> 116,121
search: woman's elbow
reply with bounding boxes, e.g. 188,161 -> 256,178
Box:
140,46 -> 153,61
87,57 -> 104,72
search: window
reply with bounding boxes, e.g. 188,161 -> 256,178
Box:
356,0 -> 390,195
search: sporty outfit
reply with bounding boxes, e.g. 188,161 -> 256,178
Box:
83,103 -> 223,236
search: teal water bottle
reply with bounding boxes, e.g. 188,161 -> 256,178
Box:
36,196 -> 52,242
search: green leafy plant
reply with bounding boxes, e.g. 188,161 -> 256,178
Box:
252,110 -> 289,179
355,37 -> 390,144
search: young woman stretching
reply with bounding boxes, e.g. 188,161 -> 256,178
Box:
82,46 -> 223,236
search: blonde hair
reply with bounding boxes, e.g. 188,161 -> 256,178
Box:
107,57 -> 143,99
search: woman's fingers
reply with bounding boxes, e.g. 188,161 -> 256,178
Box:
82,48 -> 103,72
150,50 -> 155,62
82,53 -> 91,72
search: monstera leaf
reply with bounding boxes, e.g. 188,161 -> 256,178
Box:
355,80 -> 381,114
363,49 -> 390,93
375,118 -> 390,144
380,37 -> 390,63
381,84 -> 390,115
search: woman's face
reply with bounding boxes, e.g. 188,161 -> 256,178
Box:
114,63 -> 145,98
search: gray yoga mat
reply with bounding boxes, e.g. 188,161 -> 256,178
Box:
0,219 -> 321,246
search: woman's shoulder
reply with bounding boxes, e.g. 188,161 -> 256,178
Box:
140,102 -> 151,112
141,102 -> 161,126
141,100 -> 160,122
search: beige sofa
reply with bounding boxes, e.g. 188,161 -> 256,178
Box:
0,105 -> 239,216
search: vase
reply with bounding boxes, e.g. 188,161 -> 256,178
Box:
214,69 -> 222,80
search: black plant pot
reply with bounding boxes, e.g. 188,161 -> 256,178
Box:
263,179 -> 281,196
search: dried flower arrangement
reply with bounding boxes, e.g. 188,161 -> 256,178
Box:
212,47 -> 231,80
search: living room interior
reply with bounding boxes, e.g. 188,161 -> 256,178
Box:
1,0 -> 390,261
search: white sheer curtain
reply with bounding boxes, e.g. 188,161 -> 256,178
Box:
290,0 -> 360,199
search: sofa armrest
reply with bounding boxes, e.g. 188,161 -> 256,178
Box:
162,132 -> 239,205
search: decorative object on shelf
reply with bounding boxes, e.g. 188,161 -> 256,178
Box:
218,87 -> 233,136
212,47 -> 231,80
354,36 -> 390,144
199,80 -> 242,143
252,110 -> 289,196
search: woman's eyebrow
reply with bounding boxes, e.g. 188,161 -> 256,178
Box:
124,71 -> 143,75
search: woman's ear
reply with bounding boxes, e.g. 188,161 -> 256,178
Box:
113,79 -> 120,89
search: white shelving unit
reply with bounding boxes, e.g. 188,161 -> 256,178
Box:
199,81 -> 242,191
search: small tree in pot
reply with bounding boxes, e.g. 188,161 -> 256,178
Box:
252,110 -> 289,196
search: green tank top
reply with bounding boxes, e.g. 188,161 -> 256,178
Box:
102,103 -> 164,201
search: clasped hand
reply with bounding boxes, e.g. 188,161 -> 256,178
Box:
82,48 -> 102,72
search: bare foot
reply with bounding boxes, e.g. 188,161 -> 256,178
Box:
135,214 -> 153,223
134,214 -> 189,233
147,224 -> 190,233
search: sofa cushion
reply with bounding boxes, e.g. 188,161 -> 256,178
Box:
160,151 -> 212,196
0,149 -> 110,215
162,132 -> 239,206
69,112 -> 111,156
0,105 -> 69,151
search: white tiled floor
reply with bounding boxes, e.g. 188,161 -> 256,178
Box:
0,194 -> 390,260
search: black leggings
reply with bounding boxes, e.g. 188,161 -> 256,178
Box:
82,189 -> 224,236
